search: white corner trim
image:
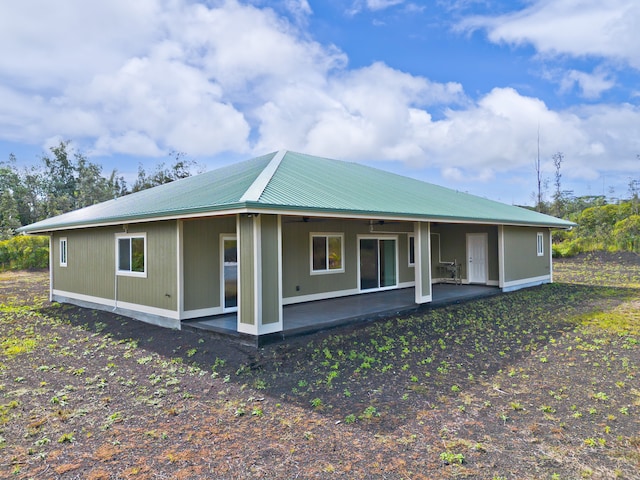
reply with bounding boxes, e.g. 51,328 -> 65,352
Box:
237,321 -> 258,335
177,220 -> 184,317
240,150 -> 287,202
416,294 -> 432,304
258,321 -> 283,336
49,236 -> 53,302
498,225 -> 505,288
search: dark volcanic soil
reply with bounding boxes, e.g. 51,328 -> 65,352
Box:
1,252 -> 638,479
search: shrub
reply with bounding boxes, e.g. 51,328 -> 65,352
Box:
0,235 -> 49,271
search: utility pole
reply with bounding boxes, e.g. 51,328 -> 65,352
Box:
536,126 -> 542,212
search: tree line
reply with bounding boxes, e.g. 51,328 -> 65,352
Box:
532,151 -> 640,255
1,144 -> 639,271
0,141 -> 197,239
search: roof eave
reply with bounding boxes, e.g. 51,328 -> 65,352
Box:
18,201 -> 576,235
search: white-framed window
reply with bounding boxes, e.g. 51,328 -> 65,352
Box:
536,232 -> 544,256
116,233 -> 147,277
59,237 -> 67,267
310,233 -> 344,274
408,234 -> 415,266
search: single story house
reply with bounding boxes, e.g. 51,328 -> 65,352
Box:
19,151 -> 575,342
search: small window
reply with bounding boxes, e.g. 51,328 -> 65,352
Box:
311,234 -> 344,274
59,237 -> 67,267
537,232 -> 544,256
408,235 -> 415,266
117,234 -> 146,277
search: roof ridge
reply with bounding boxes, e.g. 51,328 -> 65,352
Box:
239,150 -> 287,203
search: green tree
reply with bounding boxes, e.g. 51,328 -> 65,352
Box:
612,215 -> 640,252
0,157 -> 22,238
40,141 -> 77,216
131,151 -> 196,192
0,190 -> 21,239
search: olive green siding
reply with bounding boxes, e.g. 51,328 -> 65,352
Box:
238,215 -> 256,325
260,215 -> 280,325
503,227 -> 551,282
52,228 -> 116,299
52,222 -> 177,311
182,216 -> 236,311
116,222 -> 178,311
430,224 -> 499,282
282,218 -> 415,299
397,230 -> 414,283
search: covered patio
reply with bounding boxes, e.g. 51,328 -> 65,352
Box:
182,283 -> 500,343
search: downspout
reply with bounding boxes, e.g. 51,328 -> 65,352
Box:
113,270 -> 118,312
48,234 -> 53,302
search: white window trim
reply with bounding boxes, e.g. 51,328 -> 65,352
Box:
536,232 -> 544,257
310,232 -> 345,275
408,234 -> 415,267
59,237 -> 67,267
116,233 -> 147,278
357,234 -> 400,292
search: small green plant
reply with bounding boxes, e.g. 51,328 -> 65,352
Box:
584,437 -> 597,447
359,406 -> 380,420
344,414 -> 356,424
137,355 -> 153,365
310,398 -> 323,409
57,433 -> 75,443
440,451 -> 464,465
34,437 -> 50,447
592,391 -> 609,401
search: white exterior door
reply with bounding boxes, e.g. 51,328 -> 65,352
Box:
467,233 -> 488,284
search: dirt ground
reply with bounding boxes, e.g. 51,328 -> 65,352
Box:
1,252 -> 639,479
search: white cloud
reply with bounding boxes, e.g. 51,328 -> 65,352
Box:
460,0 -> 640,69
0,0 -> 162,89
253,62 -> 466,160
0,0 -> 341,157
367,0 -> 405,11
282,0 -> 313,24
558,69 -> 616,99
0,0 -> 638,205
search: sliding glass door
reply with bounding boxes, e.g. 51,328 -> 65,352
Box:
359,237 -> 397,291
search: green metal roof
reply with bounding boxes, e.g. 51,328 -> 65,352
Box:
18,150 -> 575,233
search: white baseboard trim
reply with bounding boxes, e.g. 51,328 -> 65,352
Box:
501,275 -> 551,292
52,289 -> 180,329
181,306 -> 226,320
283,288 -> 360,305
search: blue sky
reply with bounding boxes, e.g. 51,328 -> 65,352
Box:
1,0 -> 639,205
